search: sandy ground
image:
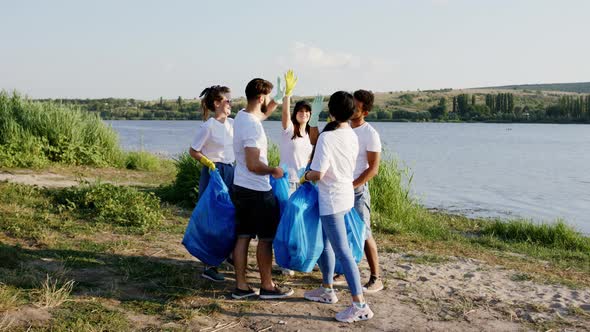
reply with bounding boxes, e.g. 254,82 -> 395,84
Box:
2,171 -> 590,331
176,252 -> 590,331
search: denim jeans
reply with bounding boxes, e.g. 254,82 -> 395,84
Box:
354,183 -> 372,239
199,162 -> 234,198
318,209 -> 363,296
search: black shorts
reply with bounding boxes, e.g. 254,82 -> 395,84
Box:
231,184 -> 280,241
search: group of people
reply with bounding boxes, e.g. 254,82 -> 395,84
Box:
188,71 -> 383,323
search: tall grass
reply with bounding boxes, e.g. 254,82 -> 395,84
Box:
370,157 -> 450,239
156,152 -> 201,207
481,219 -> 590,252
0,91 -> 123,167
124,151 -> 161,171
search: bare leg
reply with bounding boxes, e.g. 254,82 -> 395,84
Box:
256,240 -> 275,290
233,237 -> 251,290
365,237 -> 380,277
352,294 -> 365,303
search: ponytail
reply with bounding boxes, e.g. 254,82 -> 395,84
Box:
199,85 -> 231,120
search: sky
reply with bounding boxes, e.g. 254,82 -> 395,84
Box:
1,0 -> 589,100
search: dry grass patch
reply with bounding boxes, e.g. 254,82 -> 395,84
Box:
34,275 -> 75,309
0,284 -> 21,312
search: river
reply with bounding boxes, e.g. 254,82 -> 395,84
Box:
106,120 -> 590,234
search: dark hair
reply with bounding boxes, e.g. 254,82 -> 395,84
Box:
245,78 -> 273,102
291,101 -> 311,140
309,91 -> 355,160
328,91 -> 355,122
199,85 -> 230,119
353,89 -> 375,112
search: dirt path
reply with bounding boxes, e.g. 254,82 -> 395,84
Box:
0,169 -> 152,188
0,170 -> 81,188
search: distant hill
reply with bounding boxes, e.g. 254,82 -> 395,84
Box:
477,82 -> 590,94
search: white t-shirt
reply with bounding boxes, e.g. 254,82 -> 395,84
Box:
233,110 -> 271,191
190,117 -> 235,164
310,127 -> 359,216
280,124 -> 313,183
352,122 -> 382,180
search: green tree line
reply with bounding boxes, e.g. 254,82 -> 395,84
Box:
34,93 -> 590,124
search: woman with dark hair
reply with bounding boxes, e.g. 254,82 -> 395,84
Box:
189,84 -> 235,282
277,70 -> 310,277
279,70 -> 312,196
301,91 -> 374,323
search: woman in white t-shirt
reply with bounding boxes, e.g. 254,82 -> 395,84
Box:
279,96 -> 313,196
189,85 -> 235,282
301,91 -> 374,323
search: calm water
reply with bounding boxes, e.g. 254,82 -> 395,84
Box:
106,120 -> 590,234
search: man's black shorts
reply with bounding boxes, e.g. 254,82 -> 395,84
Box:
231,184 -> 280,241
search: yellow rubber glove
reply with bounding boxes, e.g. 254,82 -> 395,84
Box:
199,156 -> 216,171
299,171 -> 310,184
299,172 -> 307,184
284,69 -> 298,96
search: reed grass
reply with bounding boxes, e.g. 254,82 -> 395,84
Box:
481,219 -> 590,252
370,157 -> 451,239
124,151 -> 161,171
0,91 -> 123,168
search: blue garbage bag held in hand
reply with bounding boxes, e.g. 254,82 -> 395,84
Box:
182,169 -> 236,267
270,164 -> 290,215
273,182 -> 324,272
334,208 -> 366,274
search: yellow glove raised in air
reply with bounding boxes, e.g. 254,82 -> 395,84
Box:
199,156 -> 216,171
284,69 -> 298,97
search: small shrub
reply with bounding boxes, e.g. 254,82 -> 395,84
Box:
124,151 -> 161,171
54,182 -> 164,232
267,142 -> 280,168
156,152 -> 201,207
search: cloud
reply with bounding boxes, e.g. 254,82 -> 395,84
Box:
281,41 -> 398,73
291,42 -> 361,69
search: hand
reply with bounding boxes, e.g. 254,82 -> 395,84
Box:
200,156 -> 216,171
273,76 -> 285,104
309,94 -> 323,127
271,166 -> 284,179
284,69 -> 298,96
299,171 -> 308,184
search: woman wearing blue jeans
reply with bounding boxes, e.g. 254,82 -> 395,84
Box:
301,91 -> 374,323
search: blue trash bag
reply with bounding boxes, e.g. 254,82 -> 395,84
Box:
270,165 -> 290,215
334,208 -> 366,275
273,182 -> 324,272
182,169 -> 236,267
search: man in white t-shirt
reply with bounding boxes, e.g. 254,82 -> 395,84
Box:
349,89 -> 384,293
231,78 -> 294,300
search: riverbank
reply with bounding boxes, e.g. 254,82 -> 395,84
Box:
1,165 -> 589,331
